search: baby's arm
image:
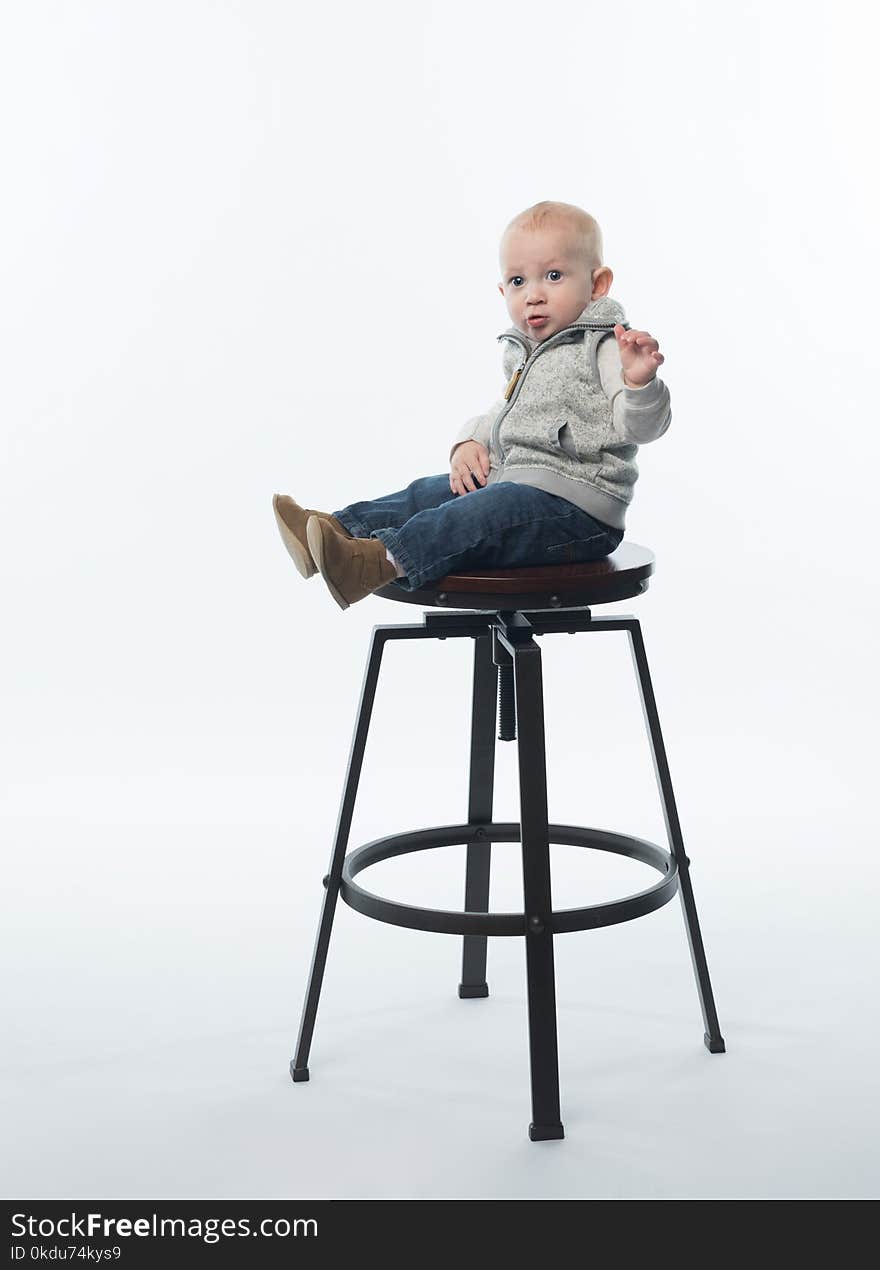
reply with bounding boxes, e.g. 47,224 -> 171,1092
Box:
449,396 -> 505,494
449,396 -> 505,464
598,330 -> 671,444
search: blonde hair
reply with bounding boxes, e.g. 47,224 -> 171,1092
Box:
500,200 -> 604,273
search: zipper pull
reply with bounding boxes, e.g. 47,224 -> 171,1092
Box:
504,361 -> 525,400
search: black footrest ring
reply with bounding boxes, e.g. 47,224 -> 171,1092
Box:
339,822 -> 678,936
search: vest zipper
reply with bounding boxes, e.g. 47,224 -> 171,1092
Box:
490,320 -> 621,463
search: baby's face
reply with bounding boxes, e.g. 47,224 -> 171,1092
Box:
497,226 -> 608,342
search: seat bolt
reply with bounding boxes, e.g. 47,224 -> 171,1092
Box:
550,594 -> 561,607
322,874 -> 329,888
528,915 -> 544,934
436,592 -> 448,605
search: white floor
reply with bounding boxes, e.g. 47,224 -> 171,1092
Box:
3,779 -> 876,1199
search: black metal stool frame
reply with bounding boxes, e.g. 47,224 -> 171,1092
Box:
290,605 -> 725,1142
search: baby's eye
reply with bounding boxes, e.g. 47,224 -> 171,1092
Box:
509,276 -> 524,287
547,270 -> 562,281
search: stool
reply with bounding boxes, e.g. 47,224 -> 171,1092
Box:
289,542 -> 725,1141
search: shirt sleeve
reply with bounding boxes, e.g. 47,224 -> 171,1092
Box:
597,333 -> 672,444
449,396 -> 505,462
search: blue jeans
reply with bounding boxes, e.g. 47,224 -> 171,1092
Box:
332,475 -> 624,592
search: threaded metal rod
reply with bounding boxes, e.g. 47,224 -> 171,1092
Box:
497,661 -> 516,741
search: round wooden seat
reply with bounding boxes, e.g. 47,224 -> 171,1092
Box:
375,540 -> 654,611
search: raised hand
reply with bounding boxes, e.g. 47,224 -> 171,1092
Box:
613,324 -> 665,388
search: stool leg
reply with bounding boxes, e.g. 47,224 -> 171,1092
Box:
459,633 -> 497,999
626,619 -> 726,1054
290,627 -> 389,1082
513,637 -> 565,1142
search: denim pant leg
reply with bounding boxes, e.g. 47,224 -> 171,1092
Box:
332,474 -> 456,539
337,476 -> 623,592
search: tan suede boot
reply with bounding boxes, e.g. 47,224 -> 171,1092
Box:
272,494 -> 352,579
306,515 -> 398,610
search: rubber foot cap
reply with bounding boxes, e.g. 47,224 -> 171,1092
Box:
529,1122 -> 565,1141
458,983 -> 489,998
704,1033 -> 726,1053
290,1062 -> 310,1082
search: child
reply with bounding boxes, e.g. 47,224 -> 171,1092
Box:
273,200 -> 670,609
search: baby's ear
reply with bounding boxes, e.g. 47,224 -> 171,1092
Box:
497,282 -> 504,296
591,266 -> 613,299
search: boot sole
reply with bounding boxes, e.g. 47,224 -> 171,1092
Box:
273,495 -> 317,579
306,516 -> 351,611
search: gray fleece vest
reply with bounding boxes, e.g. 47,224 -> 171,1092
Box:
484,294 -> 637,529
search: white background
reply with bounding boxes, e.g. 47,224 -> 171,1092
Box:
1,0 -> 878,1198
